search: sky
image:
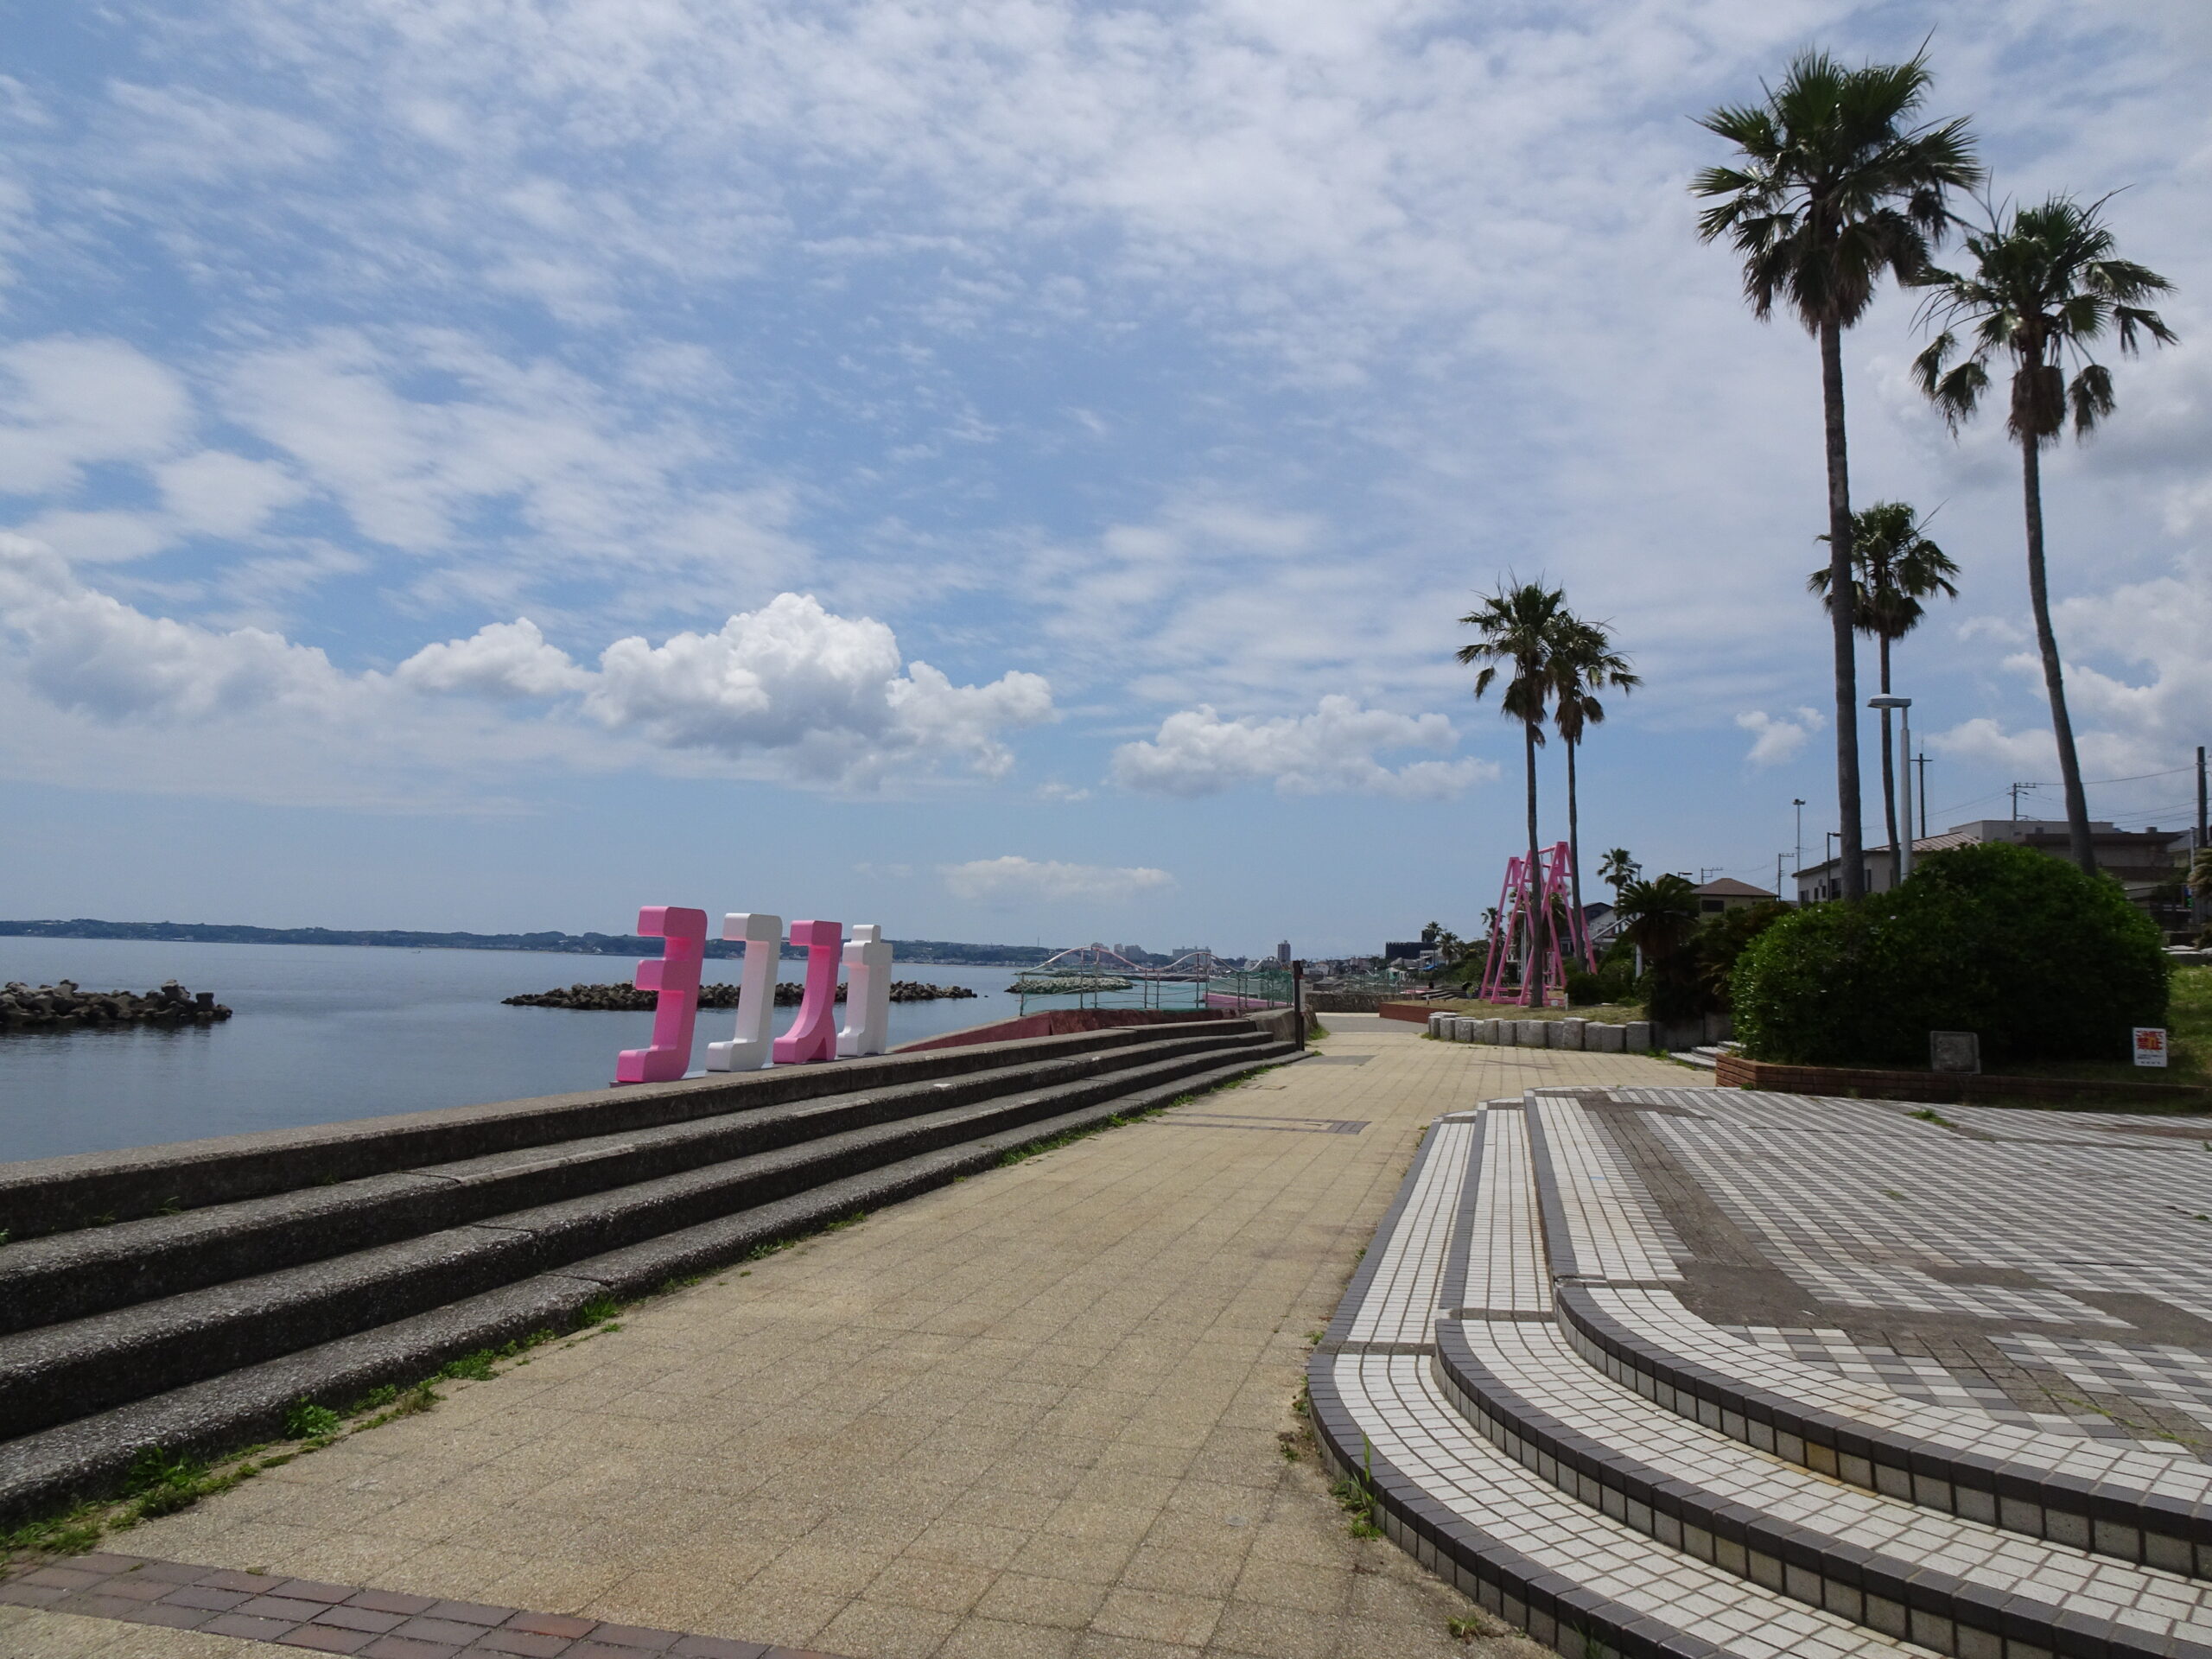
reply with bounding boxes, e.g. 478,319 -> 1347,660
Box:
0,0 -> 2205,958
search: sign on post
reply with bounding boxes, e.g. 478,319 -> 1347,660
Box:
2133,1027 -> 2169,1068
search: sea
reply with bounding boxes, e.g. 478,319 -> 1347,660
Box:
0,938 -> 1099,1164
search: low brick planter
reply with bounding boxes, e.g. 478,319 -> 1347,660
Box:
1713,1052 -> 2209,1106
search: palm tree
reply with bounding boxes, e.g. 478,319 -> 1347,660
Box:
1694,49 -> 1980,900
1598,849 -> 1640,899
1550,617 -> 1640,957
1915,195 -> 2178,876
1808,501 -> 1960,855
1458,580 -> 1567,999
1614,873 -> 1700,982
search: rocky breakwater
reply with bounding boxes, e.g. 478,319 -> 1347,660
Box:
504,980 -> 977,1011
0,979 -> 232,1031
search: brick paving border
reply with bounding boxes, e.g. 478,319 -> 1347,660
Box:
0,1554 -> 842,1659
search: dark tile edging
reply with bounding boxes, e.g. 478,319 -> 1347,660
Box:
1435,1111 -> 1491,1316
1514,1097 -> 1586,1282
1518,1088 -> 2212,1579
0,1551 -> 840,1658
1431,1318 -> 2207,1659
1555,1280 -> 2212,1579
1,1043 -> 1300,1523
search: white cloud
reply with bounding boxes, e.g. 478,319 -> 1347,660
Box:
0,533 -> 353,721
582,594 -> 1054,782
1035,782 -> 1092,803
0,338 -> 192,496
939,856 -> 1174,905
0,538 -> 1053,792
1735,706 -> 1826,768
396,618 -> 591,699
155,451 -> 308,538
1111,695 -> 1492,798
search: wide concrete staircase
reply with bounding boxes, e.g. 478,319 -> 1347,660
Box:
0,1018 -> 1298,1520
1311,1088 -> 2212,1659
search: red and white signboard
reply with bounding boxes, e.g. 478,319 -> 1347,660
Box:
2133,1027 -> 2169,1068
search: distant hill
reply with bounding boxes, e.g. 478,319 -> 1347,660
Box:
0,918 -> 1057,966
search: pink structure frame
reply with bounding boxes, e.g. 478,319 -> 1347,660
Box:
1477,842 -> 1592,1008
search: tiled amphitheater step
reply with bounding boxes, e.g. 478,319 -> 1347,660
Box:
0,1026 -> 1274,1332
1425,1106 -> 2212,1658
1516,1087 -> 2212,1577
0,1033 -> 1293,1438
1308,1116 -> 1921,1659
1,1045 -> 1300,1519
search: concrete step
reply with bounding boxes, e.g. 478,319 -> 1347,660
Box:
0,1033 -> 1294,1440
0,1020 -> 1256,1240
0,1027 -> 1275,1333
1,1046 -> 1300,1520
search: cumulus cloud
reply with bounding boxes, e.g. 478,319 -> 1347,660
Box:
1736,707 -> 1826,768
397,618 -> 591,699
939,856 -> 1174,905
582,594 -> 1053,780
0,533 -> 353,721
0,540 -> 1053,790
1111,695 -> 1493,798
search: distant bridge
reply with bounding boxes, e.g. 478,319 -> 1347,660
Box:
1033,944 -> 1242,981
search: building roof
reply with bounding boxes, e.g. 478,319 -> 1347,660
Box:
1693,877 -> 1775,899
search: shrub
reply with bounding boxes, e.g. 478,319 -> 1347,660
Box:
1564,969 -> 1606,1007
1732,842 -> 2169,1067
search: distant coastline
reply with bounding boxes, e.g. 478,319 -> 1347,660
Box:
0,918 -> 1057,967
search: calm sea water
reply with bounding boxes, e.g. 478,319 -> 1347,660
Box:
0,939 -> 1048,1164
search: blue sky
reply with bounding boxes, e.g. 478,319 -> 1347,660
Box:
0,0 -> 2204,957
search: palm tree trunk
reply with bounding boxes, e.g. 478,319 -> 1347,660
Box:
1820,317 -> 1866,899
1878,634 -> 1898,874
1566,735 -> 1584,969
2020,431 -> 2095,874
1525,719 -> 1546,1004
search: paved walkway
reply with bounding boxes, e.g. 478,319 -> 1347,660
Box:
1,1017 -> 1686,1659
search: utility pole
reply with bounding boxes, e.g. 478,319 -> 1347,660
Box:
1776,853 -> 1786,899
2196,745 -> 2208,929
1911,755 -> 1930,839
1792,798 -> 1806,874
2010,780 -> 2040,822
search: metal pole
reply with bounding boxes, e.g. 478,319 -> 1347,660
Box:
1292,959 -> 1306,1050
2196,745 -> 2208,929
1792,798 -> 1805,874
1897,704 -> 1914,883
1913,754 -> 1931,839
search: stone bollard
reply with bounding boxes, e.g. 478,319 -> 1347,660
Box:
1455,1017 -> 1478,1043
1591,1023 -> 1625,1054
1624,1020 -> 1651,1052
1479,1019 -> 1500,1044
1428,1013 -> 1450,1038
1516,1019 -> 1547,1046
1559,1018 -> 1586,1052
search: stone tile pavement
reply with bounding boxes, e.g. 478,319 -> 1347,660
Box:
2,1014 -> 1682,1659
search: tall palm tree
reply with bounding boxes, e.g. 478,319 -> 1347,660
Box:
1915,195 -> 2178,876
1599,849 -> 1640,900
1808,501 -> 1960,855
1694,49 -> 1980,899
1458,580 -> 1567,998
1550,616 -> 1640,956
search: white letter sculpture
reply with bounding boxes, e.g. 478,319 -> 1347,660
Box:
705,912 -> 783,1071
836,924 -> 894,1058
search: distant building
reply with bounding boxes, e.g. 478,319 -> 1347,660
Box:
1693,877 -> 1777,915
1793,818 -> 2190,905
1382,940 -> 1425,963
1274,940 -> 1292,965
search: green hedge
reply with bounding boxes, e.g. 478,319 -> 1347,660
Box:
1731,841 -> 2169,1068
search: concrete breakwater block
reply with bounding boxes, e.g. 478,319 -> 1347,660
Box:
1590,1023 -> 1625,1053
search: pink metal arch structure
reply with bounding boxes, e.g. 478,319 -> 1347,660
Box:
1477,842 -> 1592,1008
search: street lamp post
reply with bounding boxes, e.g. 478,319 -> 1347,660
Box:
1868,696 -> 1914,884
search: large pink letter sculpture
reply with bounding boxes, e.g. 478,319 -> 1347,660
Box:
836,924 -> 893,1058
773,918 -> 843,1065
615,906 -> 709,1084
705,912 -> 783,1072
